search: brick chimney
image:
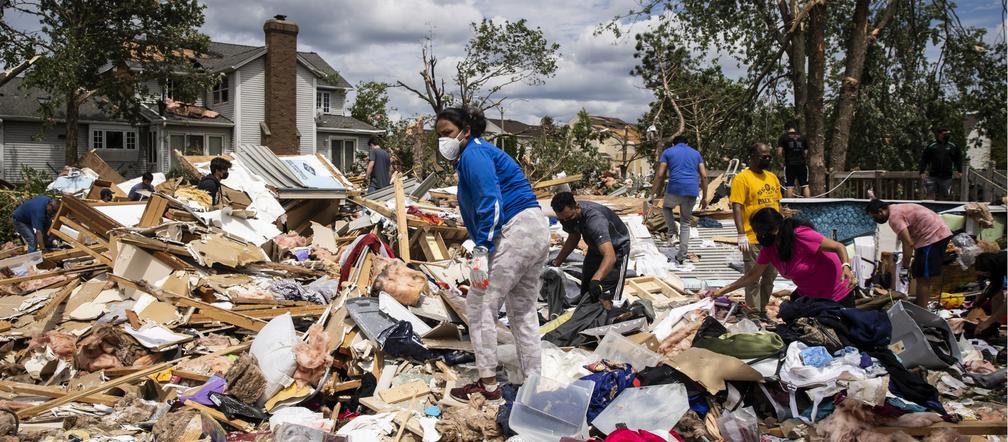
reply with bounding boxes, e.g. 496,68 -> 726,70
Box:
262,14 -> 300,154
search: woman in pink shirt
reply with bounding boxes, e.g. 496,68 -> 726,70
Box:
709,208 -> 857,307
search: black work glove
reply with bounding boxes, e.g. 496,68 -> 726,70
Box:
589,280 -> 606,302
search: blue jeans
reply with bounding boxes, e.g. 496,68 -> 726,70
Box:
12,218 -> 38,252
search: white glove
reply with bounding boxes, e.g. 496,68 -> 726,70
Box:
737,234 -> 751,253
469,246 -> 490,289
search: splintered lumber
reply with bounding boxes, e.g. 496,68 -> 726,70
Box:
378,380 -> 430,404
16,359 -> 180,418
188,304 -> 328,323
393,172 -> 410,261
174,297 -> 267,332
532,174 -> 583,189
33,278 -> 81,320
0,264 -> 105,287
0,381 -> 120,406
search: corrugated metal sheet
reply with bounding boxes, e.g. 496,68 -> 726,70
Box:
296,64 -> 315,153
238,58 -> 265,145
366,177 -> 419,202
232,143 -> 350,199
664,220 -> 790,290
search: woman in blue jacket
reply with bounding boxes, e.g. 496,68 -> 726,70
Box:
435,106 -> 549,401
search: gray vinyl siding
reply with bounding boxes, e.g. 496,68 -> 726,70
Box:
208,73 -> 236,125
2,120 -> 86,181
160,125 -> 233,172
317,132 -> 371,173
238,58 -> 265,145
296,64 -> 316,154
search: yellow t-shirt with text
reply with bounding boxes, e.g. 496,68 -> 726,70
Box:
729,168 -> 783,243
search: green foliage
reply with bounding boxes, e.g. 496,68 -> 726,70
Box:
165,166 -> 199,185
515,111 -> 607,185
0,166 -> 61,244
1,0 -> 215,162
350,81 -> 394,131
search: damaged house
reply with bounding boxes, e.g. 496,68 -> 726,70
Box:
0,15 -> 381,181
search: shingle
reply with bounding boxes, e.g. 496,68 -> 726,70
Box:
316,115 -> 380,132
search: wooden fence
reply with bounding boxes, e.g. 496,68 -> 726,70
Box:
823,168 -> 1006,202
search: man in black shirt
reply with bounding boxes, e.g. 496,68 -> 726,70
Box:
365,137 -> 392,192
198,157 -> 231,206
776,123 -> 810,197
550,192 -> 631,310
920,127 -> 961,201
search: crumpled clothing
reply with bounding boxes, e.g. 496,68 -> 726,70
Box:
814,398 -> 945,442
604,428 -> 667,442
408,206 -> 444,225
435,394 -> 502,442
580,360 -> 637,422
964,360 -> 997,375
293,323 -> 333,385
227,284 -> 276,301
674,410 -> 714,441
800,346 -> 833,368
28,331 -> 76,360
268,280 -> 326,304
273,232 -> 309,249
334,412 -> 395,440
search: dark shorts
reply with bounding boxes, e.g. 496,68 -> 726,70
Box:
791,289 -> 856,307
581,249 -> 630,305
784,164 -> 809,188
924,176 -> 953,197
911,235 -> 952,279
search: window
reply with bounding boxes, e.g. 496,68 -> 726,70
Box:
91,127 -> 137,150
185,135 -> 204,156
208,135 -> 224,155
330,137 -> 357,172
163,79 -> 176,100
316,91 -> 331,113
147,132 -> 157,163
211,78 -> 229,104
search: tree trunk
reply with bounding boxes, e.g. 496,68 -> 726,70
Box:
781,0 -> 808,132
64,91 -> 80,165
804,3 -> 828,194
828,0 -> 870,174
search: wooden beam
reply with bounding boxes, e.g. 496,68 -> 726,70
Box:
16,359 -> 179,418
0,263 -> 106,286
173,297 -> 267,332
49,228 -> 113,267
393,172 -> 410,261
532,173 -> 583,189
0,381 -> 120,406
33,278 -> 81,320
188,304 -> 328,323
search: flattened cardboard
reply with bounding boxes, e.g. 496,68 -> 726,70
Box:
188,234 -> 265,268
310,221 -> 339,253
112,242 -> 174,299
665,347 -> 763,394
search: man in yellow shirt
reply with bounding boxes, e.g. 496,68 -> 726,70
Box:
729,142 -> 783,312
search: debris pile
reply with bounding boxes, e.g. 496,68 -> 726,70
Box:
0,151 -> 1002,441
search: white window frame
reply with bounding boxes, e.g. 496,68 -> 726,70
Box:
316,91 -> 331,114
90,125 -> 138,150
167,132 -> 229,156
211,77 -> 229,104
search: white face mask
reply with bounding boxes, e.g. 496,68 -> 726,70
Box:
438,133 -> 463,161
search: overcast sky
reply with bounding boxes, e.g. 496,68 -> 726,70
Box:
197,0 -> 1003,126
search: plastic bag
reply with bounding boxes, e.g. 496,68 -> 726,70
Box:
208,391 -> 269,421
952,233 -> 980,269
249,313 -> 298,404
378,321 -> 437,361
716,406 -> 759,442
272,423 -> 345,442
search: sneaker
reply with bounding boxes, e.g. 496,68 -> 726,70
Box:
449,380 -> 502,401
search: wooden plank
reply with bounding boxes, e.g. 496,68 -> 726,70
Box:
330,379 -> 362,394
188,304 -> 328,323
173,370 -> 210,383
392,172 -> 411,261
379,380 -> 431,404
532,174 -> 583,189
33,279 -> 81,320
173,297 -> 267,332
16,359 -> 179,418
59,217 -> 111,250
184,400 -> 254,432
78,150 -> 126,184
138,195 -> 170,228
49,227 -> 113,267
0,381 -> 120,406
359,396 -> 425,438
0,263 -> 106,286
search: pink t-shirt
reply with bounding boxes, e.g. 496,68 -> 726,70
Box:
887,203 -> 953,249
757,226 -> 849,302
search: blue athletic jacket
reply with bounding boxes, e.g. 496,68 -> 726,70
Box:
455,137 -> 539,254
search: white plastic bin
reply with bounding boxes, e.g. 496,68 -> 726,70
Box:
508,374 -> 594,442
592,383 -> 689,435
887,300 -> 961,369
592,329 -> 662,369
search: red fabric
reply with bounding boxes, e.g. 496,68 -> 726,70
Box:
407,206 -> 444,225
605,428 -> 666,442
338,233 -> 394,284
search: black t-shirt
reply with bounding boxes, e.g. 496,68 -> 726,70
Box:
197,174 -> 221,205
560,200 -> 630,256
921,141 -> 961,178
777,133 -> 808,167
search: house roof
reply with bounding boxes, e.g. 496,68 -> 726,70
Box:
316,114 -> 382,134
202,42 -> 352,89
588,115 -> 642,144
0,77 -> 123,122
487,118 -> 542,137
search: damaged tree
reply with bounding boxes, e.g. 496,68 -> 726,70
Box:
0,0 -> 216,163
397,19 -> 560,113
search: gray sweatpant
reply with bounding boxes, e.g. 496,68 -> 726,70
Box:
662,193 -> 697,261
467,207 -> 549,379
743,245 -> 778,312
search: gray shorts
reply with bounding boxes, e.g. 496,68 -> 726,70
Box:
924,176 -> 953,197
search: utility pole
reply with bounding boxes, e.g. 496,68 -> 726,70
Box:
621,125 -> 628,178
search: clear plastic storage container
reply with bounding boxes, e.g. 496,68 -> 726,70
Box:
508,374 -> 595,442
